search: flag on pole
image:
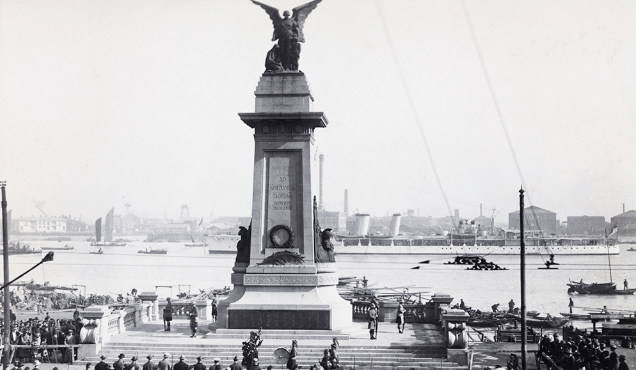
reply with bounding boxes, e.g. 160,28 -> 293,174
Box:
609,225 -> 618,236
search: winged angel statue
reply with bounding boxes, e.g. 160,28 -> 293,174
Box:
251,0 -> 322,73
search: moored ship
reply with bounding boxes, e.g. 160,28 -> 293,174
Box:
336,214 -> 619,255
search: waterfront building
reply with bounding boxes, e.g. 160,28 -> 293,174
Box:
610,210 -> 636,235
566,215 -> 606,235
317,210 -> 346,232
508,206 -> 557,235
15,217 -> 67,233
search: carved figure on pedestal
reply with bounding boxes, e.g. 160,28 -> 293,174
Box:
251,0 -> 322,73
318,229 -> 336,262
235,223 -> 252,264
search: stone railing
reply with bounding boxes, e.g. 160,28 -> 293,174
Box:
77,302 -> 151,361
441,308 -> 470,366
351,296 -> 442,323
157,299 -> 212,321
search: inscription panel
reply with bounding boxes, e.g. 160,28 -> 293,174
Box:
228,310 -> 330,330
265,152 -> 302,247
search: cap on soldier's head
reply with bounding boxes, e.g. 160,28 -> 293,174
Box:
147,355 -> 154,360
131,357 -> 138,362
213,358 -> 219,362
100,355 -> 107,360
163,353 -> 170,358
233,356 -> 238,362
197,357 -> 203,361
118,354 -> 126,359
179,356 -> 185,360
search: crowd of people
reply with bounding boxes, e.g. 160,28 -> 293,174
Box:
0,309 -> 84,365
538,332 -> 630,370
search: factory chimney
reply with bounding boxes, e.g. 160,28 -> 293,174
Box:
480,204 -> 482,216
319,154 -> 324,210
344,189 -> 349,216
624,203 -> 626,214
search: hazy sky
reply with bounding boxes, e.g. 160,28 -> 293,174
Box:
1,0 -> 635,224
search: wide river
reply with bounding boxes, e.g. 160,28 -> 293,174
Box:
3,237 -> 635,324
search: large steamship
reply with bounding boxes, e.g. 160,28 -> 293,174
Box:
335,213 -> 620,256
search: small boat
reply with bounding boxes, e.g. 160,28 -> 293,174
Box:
0,242 -> 42,255
467,317 -> 506,327
138,248 -> 167,254
526,316 -> 569,328
42,244 -> 74,251
91,242 -> 126,247
628,247 -> 636,251
184,242 -> 209,247
90,248 -> 104,255
338,276 -> 360,286
560,312 -> 591,320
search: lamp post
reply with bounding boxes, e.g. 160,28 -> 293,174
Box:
2,182 -> 55,369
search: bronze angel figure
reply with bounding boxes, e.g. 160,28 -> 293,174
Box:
251,0 -> 322,73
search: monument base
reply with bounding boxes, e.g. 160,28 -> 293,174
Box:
217,264 -> 352,330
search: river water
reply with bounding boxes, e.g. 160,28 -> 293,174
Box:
3,237 -> 635,325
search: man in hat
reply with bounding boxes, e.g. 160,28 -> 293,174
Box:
609,345 -> 619,370
127,356 -> 140,370
96,355 -> 109,370
188,303 -> 198,338
368,303 -> 378,339
142,355 -> 156,370
208,358 -> 220,370
397,299 -> 406,333
113,354 -> 126,370
618,355 -> 629,370
173,356 -> 188,370
163,298 -> 172,331
64,329 -> 77,364
229,356 -> 241,370
158,353 -> 171,370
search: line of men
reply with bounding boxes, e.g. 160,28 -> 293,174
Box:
94,353 -> 240,370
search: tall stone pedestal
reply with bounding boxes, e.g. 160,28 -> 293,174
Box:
216,72 -> 351,330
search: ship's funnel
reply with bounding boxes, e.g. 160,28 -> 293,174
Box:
389,213 -> 401,237
354,214 -> 370,236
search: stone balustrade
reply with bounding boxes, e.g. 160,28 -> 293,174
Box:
440,307 -> 470,366
157,299 -> 212,320
351,294 -> 449,324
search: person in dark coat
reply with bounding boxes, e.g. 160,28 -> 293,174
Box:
163,298 -> 172,331
319,349 -> 330,370
286,340 -> 298,370
113,354 -> 126,370
95,355 -> 109,370
126,356 -> 140,370
368,304 -> 378,340
229,356 -> 242,370
158,353 -> 171,370
207,358 -> 221,370
618,355 -> 629,370
142,355 -> 156,370
251,359 -> 261,370
609,345 -> 619,370
173,356 -> 188,370
188,303 -> 198,338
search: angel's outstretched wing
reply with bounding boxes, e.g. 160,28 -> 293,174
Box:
251,0 -> 282,41
292,0 -> 322,43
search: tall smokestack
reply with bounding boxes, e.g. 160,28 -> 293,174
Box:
624,203 -> 626,214
344,189 -> 349,216
389,213 -> 402,237
319,154 -> 324,210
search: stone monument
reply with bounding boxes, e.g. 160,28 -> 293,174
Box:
215,0 -> 351,331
